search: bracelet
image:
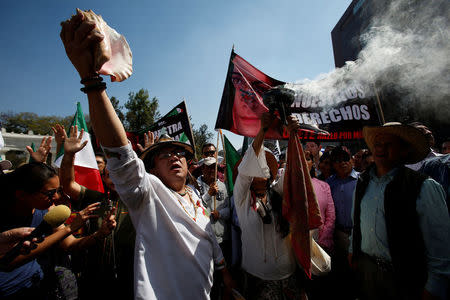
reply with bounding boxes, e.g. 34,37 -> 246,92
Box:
80,82 -> 107,94
80,75 -> 103,85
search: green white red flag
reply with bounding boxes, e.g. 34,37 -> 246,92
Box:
54,102 -> 104,193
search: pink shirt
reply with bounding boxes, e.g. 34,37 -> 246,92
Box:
311,178 -> 335,252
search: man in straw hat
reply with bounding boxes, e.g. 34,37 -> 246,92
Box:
349,122 -> 450,300
59,12 -> 233,299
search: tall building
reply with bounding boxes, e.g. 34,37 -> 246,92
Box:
331,0 -> 449,147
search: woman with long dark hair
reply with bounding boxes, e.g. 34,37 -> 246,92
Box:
0,162 -> 115,299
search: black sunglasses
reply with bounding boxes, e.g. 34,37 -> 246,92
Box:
203,150 -> 216,157
40,187 -> 64,199
332,156 -> 350,163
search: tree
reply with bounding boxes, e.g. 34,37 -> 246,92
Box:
0,112 -> 72,135
124,89 -> 160,132
192,123 -> 214,160
110,96 -> 125,124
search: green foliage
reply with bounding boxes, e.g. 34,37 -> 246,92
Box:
193,123 -> 213,160
110,96 -> 125,124
124,89 -> 160,132
0,112 -> 72,135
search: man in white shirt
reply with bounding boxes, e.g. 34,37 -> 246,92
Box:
233,113 -> 303,300
60,13 -> 233,300
197,157 -> 230,250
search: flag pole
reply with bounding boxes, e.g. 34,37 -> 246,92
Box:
219,129 -> 226,180
214,130 -> 220,210
372,83 -> 386,125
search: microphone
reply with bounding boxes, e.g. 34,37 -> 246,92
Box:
0,205 -> 71,265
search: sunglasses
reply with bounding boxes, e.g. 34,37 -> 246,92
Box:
40,187 -> 64,199
158,151 -> 186,159
332,157 -> 350,163
203,151 -> 216,157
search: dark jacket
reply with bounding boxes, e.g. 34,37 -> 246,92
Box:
352,165 -> 428,297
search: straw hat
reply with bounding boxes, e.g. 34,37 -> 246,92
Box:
140,133 -> 194,165
363,122 -> 429,164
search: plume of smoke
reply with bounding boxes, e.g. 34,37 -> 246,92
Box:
287,0 -> 449,119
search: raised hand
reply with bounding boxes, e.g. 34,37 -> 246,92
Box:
261,112 -> 276,132
63,126 -> 88,155
69,202 -> 101,232
51,124 -> 66,148
286,115 -> 300,133
26,136 -> 52,163
60,10 -> 103,79
137,131 -> 155,153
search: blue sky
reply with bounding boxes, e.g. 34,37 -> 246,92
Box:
0,0 -> 351,149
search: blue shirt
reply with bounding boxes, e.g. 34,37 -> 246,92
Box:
350,167 -> 450,299
419,154 -> 450,215
0,209 -> 46,297
326,169 -> 359,229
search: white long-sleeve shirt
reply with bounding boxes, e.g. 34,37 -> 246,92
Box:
197,176 -> 230,243
104,143 -> 223,300
233,145 -> 296,280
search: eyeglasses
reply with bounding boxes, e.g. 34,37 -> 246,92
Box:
40,187 -> 63,199
203,151 -> 216,157
158,151 -> 186,159
332,157 -> 350,163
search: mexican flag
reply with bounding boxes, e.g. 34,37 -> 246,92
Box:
54,102 -> 104,193
223,135 -> 241,196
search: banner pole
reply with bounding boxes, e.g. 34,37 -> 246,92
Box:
214,130 -> 220,210
219,129 -> 226,181
373,83 -> 386,125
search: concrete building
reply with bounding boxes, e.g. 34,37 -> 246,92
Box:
0,128 -> 57,168
331,0 -> 450,145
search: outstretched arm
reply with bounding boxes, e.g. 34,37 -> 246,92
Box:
60,125 -> 88,200
0,203 -> 99,271
252,112 -> 275,156
51,124 -> 66,158
59,207 -> 116,252
60,11 -> 127,148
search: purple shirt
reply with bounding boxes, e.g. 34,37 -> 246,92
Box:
326,169 -> 359,230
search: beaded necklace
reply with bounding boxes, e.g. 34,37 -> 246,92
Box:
174,186 -> 198,221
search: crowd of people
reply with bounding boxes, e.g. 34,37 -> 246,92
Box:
0,10 -> 449,300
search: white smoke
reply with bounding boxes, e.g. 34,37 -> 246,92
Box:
287,0 -> 449,119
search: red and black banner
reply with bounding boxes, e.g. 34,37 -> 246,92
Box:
215,50 -> 381,140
